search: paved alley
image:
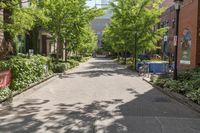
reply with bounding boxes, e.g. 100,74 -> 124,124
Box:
0,58 -> 200,133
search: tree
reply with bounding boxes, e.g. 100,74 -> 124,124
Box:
0,0 -> 47,56
77,25 -> 97,55
43,0 -> 103,62
103,0 -> 166,68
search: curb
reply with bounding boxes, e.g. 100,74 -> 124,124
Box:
0,74 -> 57,103
143,78 -> 200,113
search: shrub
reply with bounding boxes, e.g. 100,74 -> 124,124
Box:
154,77 -> 168,87
52,63 -> 66,73
192,79 -> 200,90
153,68 -> 200,104
64,62 -> 71,69
163,79 -> 184,93
67,59 -> 79,68
0,55 -> 52,91
71,56 -> 82,62
0,87 -> 12,100
178,71 -> 193,81
186,88 -> 200,104
80,57 -> 90,62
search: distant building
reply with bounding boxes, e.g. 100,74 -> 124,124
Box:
89,0 -> 112,48
159,0 -> 176,58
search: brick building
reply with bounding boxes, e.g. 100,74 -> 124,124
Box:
178,0 -> 200,69
160,0 -> 200,69
159,0 -> 176,59
0,0 -> 54,56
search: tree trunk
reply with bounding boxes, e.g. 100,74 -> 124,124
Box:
134,34 -> 137,71
65,41 -> 68,62
125,51 -> 127,64
117,52 -> 119,61
132,51 -> 135,65
124,50 -> 127,64
3,0 -> 15,55
56,37 -> 60,63
62,43 -> 65,61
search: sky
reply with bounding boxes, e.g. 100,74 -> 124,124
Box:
86,0 -> 112,19
86,0 -> 110,8
86,0 -> 95,7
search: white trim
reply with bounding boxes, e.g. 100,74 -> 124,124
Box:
180,60 -> 191,64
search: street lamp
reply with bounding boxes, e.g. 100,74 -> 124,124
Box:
173,0 -> 183,80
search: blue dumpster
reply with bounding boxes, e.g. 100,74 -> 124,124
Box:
137,61 -> 169,74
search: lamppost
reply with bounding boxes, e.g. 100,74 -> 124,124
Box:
173,0 -> 183,80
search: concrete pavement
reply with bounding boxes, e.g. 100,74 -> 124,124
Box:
0,58 -> 200,133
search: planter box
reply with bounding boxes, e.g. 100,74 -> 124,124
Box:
0,70 -> 11,89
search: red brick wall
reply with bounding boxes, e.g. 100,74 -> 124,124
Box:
178,0 -> 199,69
196,1 -> 200,66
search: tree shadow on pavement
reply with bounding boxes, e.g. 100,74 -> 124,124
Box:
60,69 -> 138,79
0,57 -> 199,133
0,88 -> 200,133
59,59 -> 138,79
104,89 -> 200,133
0,99 -> 49,133
0,98 -> 124,133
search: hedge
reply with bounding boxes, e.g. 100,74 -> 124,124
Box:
0,55 -> 90,99
153,68 -> 200,104
52,56 -> 91,73
0,55 -> 53,91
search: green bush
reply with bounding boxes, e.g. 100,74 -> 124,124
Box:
163,79 -> 179,91
80,57 -> 90,62
153,69 -> 200,104
178,71 -> 193,81
192,79 -> 200,90
70,56 -> 82,62
67,59 -> 79,68
186,89 -> 200,104
0,87 -> 12,100
52,63 -> 66,73
154,77 -> 168,87
0,55 -> 52,91
0,54 -> 89,92
64,62 -> 71,69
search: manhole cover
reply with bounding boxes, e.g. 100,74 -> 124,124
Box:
153,97 -> 171,103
